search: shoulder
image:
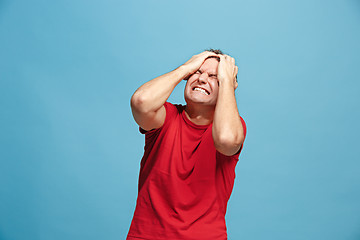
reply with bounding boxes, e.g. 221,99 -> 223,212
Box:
164,102 -> 185,115
140,102 -> 184,134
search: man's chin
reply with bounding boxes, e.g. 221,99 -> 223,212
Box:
185,95 -> 216,106
186,99 -> 215,107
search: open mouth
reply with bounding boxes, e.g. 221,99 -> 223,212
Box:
193,87 -> 210,95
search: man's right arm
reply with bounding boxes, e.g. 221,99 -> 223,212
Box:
130,67 -> 188,131
130,51 -> 218,131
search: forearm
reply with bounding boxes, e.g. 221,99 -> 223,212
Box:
131,66 -> 188,113
212,81 -> 244,155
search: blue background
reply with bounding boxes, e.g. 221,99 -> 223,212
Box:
1,0 -> 360,239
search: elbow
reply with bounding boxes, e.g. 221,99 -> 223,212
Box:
216,133 -> 244,148
131,90 -> 150,113
213,131 -> 244,156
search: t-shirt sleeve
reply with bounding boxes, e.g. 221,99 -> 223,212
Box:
139,102 -> 179,152
237,115 -> 247,154
139,102 -> 178,137
240,116 -> 247,139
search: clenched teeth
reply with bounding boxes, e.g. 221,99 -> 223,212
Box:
193,87 -> 209,95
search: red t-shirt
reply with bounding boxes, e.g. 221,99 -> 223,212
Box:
127,102 -> 247,240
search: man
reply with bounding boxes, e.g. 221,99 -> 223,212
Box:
127,49 -> 247,240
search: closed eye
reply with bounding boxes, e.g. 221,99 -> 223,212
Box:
209,74 -> 217,79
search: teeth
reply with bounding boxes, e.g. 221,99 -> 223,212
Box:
194,87 -> 209,95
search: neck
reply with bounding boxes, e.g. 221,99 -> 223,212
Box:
184,104 -> 215,125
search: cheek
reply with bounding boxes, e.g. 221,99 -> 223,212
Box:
187,75 -> 197,83
185,77 -> 197,89
184,82 -> 193,96
210,81 -> 219,93
185,82 -> 192,92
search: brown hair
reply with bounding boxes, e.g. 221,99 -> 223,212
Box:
206,48 -> 224,55
205,48 -> 223,62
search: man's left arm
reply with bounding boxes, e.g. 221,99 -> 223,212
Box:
212,55 -> 245,156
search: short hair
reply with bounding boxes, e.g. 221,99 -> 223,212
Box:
205,48 -> 223,62
206,48 -> 224,55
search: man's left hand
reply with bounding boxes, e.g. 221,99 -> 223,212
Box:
217,55 -> 238,89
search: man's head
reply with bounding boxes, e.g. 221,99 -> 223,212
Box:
184,52 -> 221,108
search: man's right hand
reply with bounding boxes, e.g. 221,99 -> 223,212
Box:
182,51 -> 219,80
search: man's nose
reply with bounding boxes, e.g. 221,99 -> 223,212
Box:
198,72 -> 208,83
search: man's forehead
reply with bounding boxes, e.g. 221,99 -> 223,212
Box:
200,58 -> 219,74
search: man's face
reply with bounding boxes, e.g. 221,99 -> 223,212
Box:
184,57 -> 220,107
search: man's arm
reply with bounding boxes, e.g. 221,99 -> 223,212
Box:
131,51 -> 218,131
212,55 -> 245,156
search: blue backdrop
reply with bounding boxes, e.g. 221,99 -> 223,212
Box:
1,0 -> 360,239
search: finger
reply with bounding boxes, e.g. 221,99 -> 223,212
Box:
203,51 -> 217,57
235,66 -> 238,83
201,52 -> 219,62
224,55 -> 233,64
225,54 -> 233,61
195,51 -> 211,59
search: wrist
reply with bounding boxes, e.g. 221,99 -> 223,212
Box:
218,76 -> 236,88
218,75 -> 232,83
177,65 -> 192,79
